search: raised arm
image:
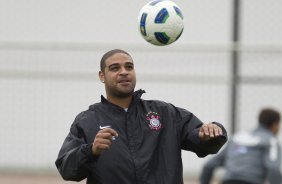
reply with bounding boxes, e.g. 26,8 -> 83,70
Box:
177,107 -> 227,157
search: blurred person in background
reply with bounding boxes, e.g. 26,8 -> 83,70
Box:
55,49 -> 227,184
200,108 -> 281,184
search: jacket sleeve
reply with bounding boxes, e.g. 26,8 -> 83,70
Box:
200,146 -> 227,184
177,108 -> 228,157
264,138 -> 282,184
55,113 -> 96,181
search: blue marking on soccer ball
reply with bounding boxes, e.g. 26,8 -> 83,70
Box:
173,6 -> 183,19
140,13 -> 147,36
149,0 -> 163,6
154,32 -> 169,44
155,8 -> 169,24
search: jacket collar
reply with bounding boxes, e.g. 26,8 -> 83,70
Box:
100,89 -> 145,108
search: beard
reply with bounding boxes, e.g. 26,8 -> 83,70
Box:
107,82 -> 136,99
113,89 -> 133,98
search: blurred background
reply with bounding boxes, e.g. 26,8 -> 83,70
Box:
0,0 -> 282,183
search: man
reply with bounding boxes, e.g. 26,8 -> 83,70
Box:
55,49 -> 228,184
200,108 -> 281,184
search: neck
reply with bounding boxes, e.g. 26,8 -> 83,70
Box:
107,95 -> 133,109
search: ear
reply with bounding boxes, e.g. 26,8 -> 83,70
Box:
99,71 -> 105,83
271,122 -> 280,135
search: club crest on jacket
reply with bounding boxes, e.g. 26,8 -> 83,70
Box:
146,111 -> 162,130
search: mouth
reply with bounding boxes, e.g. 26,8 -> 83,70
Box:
118,79 -> 131,85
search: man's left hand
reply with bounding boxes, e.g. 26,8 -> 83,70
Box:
199,123 -> 223,141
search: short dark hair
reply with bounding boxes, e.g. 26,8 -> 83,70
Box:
100,49 -> 131,71
259,108 -> 280,128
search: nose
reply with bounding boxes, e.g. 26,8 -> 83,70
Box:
119,66 -> 128,75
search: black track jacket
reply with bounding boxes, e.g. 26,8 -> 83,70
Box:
55,89 -> 227,184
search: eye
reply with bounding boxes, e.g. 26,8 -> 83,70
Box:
109,65 -> 120,71
126,64 -> 134,70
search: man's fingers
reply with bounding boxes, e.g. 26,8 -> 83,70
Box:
199,131 -> 204,138
97,128 -> 119,141
97,144 -> 110,150
97,132 -> 115,140
92,143 -> 110,155
92,128 -> 118,155
203,125 -> 210,136
95,142 -> 111,150
95,138 -> 112,146
199,123 -> 224,141
218,127 -> 223,135
99,128 -> 118,137
214,126 -> 219,136
213,126 -> 223,136
208,125 -> 214,137
92,137 -> 114,155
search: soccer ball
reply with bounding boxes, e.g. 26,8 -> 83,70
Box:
138,0 -> 184,46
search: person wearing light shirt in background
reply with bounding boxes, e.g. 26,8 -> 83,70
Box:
200,108 -> 281,184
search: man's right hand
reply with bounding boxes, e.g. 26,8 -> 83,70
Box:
92,128 -> 118,156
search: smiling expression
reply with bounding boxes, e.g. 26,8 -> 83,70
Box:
99,52 -> 136,99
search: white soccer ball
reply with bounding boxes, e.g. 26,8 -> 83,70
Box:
138,0 -> 184,46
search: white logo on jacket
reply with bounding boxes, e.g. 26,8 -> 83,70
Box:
146,111 -> 162,130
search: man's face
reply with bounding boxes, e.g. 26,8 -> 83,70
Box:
99,52 -> 136,98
